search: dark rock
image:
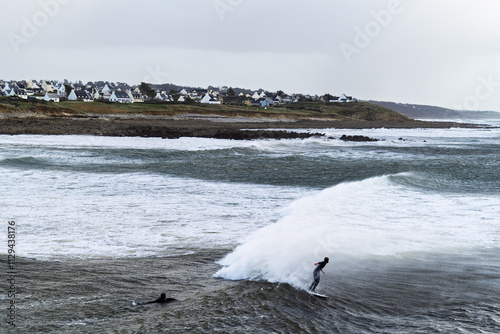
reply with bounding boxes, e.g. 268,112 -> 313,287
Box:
340,134 -> 379,142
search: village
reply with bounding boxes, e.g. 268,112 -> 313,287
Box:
0,79 -> 357,107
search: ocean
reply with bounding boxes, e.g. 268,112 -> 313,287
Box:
1,122 -> 499,333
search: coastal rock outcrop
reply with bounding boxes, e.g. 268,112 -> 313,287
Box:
340,134 -> 379,142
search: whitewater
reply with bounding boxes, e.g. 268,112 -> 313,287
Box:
1,124 -> 499,333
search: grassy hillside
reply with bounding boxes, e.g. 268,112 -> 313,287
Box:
0,97 -> 411,122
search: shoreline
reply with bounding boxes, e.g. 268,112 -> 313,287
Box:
0,111 -> 480,140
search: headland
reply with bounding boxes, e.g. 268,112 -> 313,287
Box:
0,98 -> 476,140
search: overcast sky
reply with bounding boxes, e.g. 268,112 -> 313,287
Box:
2,0 -> 500,111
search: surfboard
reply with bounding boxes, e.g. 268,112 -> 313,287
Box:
309,291 -> 328,298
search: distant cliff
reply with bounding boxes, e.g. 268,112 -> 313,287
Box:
371,101 -> 500,120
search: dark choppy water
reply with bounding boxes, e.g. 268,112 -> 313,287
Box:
1,125 -> 500,333
3,250 -> 499,333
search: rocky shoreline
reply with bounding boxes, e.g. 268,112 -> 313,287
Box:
0,112 -> 477,140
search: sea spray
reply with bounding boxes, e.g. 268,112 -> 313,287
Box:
215,174 -> 500,288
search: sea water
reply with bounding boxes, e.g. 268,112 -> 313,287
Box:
1,123 -> 499,333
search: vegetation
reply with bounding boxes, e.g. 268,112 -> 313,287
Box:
139,82 -> 156,99
0,96 -> 410,122
64,84 -> 73,95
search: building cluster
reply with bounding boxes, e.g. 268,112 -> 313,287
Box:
0,80 -> 357,106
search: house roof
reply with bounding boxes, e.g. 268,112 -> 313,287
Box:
74,90 -> 91,98
113,91 -> 131,99
12,88 -> 27,95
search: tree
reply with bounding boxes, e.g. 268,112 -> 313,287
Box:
64,84 -> 73,96
323,93 -> 334,101
227,87 -> 236,97
139,82 -> 156,99
276,90 -> 286,98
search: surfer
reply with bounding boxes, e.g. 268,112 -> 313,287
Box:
139,293 -> 176,305
309,257 -> 329,292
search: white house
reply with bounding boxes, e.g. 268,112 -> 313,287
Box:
335,94 -> 354,103
67,90 -> 77,101
101,84 -> 111,94
41,81 -> 54,92
200,93 -> 221,104
109,91 -> 133,103
44,92 -> 60,102
132,93 -> 144,103
155,92 -> 170,101
102,91 -> 112,100
9,88 -> 28,99
68,90 -> 93,102
252,92 -> 260,100
27,80 -> 40,89
274,95 -> 284,104
93,88 -> 102,100
57,85 -> 66,97
189,92 -> 200,101
180,89 -> 188,95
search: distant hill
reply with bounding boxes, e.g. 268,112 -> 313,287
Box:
371,101 -> 500,120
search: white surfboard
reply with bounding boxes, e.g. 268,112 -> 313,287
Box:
309,291 -> 328,298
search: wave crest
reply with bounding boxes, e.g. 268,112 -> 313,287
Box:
214,174 -> 500,288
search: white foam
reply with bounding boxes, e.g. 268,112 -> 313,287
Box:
0,134 -> 256,152
215,174 -> 500,288
0,167 -> 306,260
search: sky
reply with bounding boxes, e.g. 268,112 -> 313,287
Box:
2,0 -> 500,111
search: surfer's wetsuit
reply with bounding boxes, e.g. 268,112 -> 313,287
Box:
309,257 -> 329,292
140,293 -> 176,305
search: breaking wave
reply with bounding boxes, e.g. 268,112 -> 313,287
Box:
214,173 -> 500,288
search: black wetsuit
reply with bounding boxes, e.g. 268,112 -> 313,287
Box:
139,294 -> 176,305
309,260 -> 328,292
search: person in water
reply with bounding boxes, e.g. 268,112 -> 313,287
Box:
309,257 -> 329,292
140,293 -> 176,305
